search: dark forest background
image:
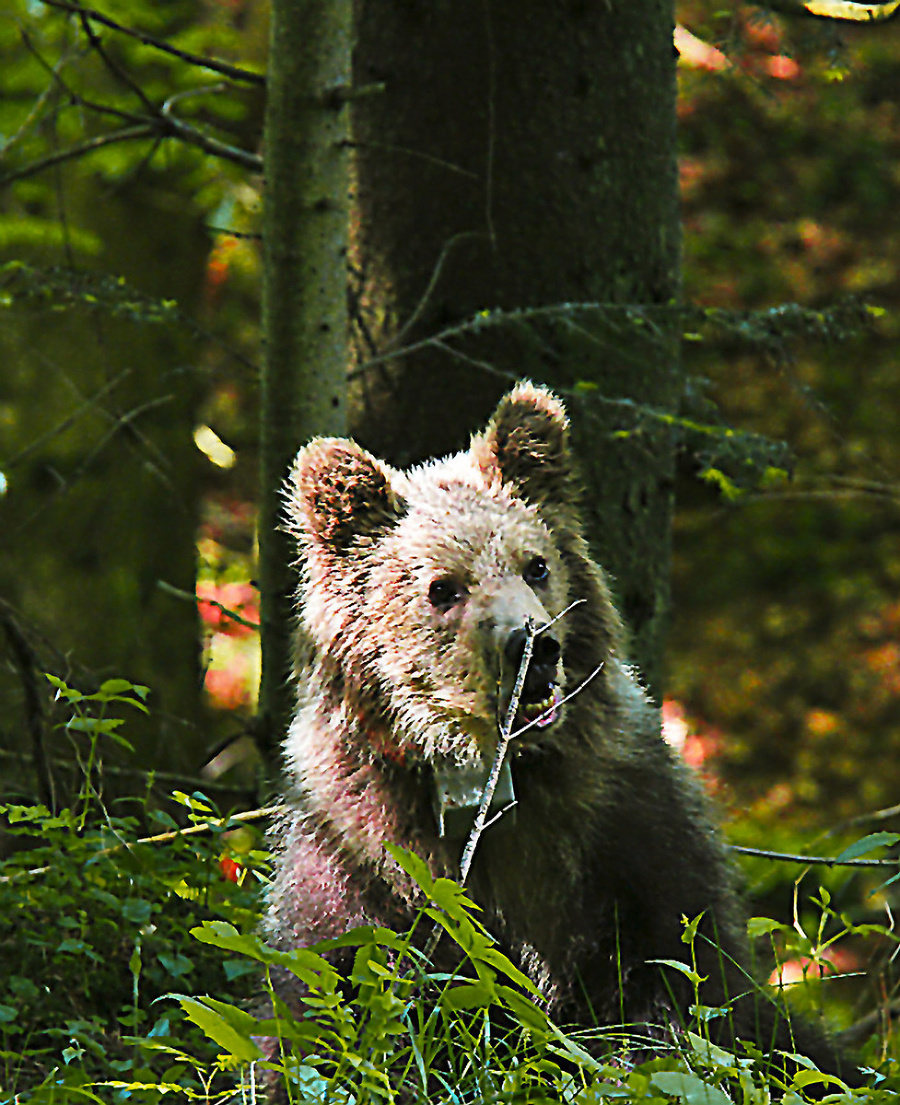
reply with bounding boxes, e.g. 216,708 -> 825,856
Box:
2,0 -> 900,1098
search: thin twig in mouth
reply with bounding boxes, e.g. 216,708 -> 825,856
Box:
510,663 -> 604,740
458,617 -> 536,884
539,597 -> 585,635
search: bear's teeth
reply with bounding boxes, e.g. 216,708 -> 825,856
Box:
519,686 -> 561,729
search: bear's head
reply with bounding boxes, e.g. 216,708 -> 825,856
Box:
286,382 -> 618,769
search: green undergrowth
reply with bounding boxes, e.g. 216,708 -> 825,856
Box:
0,677 -> 267,1103
2,677 -> 899,1103
170,844 -> 900,1105
0,791 -> 267,1103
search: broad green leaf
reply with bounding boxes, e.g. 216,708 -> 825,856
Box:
685,1031 -> 746,1069
650,1071 -> 733,1105
65,716 -> 124,734
647,958 -> 706,987
440,982 -> 495,1010
790,1068 -> 847,1092
834,832 -> 900,863
747,916 -> 791,939
122,898 -> 153,924
45,673 -> 85,702
174,996 -> 263,1061
385,842 -> 435,894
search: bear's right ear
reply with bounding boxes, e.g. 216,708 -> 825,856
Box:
286,438 -> 405,552
473,381 -> 574,506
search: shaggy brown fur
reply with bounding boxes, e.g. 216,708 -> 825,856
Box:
267,382 -> 853,1082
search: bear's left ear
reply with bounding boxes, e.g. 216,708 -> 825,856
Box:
286,437 -> 405,552
472,381 -> 573,505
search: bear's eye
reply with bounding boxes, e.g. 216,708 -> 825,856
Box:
523,556 -> 550,587
428,577 -> 465,611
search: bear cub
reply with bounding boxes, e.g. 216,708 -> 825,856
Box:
267,382 -> 851,1080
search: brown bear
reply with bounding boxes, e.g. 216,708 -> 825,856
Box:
266,382 -> 852,1084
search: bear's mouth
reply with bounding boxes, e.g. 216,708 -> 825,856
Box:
514,683 -> 563,732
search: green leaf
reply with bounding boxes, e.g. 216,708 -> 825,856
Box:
174,996 -> 264,1061
681,912 -> 704,944
191,920 -> 333,980
650,1071 -> 733,1104
440,982 -> 495,1010
747,916 -> 791,939
685,1031 -> 746,1069
190,920 -> 263,956
122,898 -> 154,924
789,1068 -> 847,1092
97,678 -> 141,696
45,673 -> 85,702
647,959 -> 706,987
159,953 -> 193,979
65,716 -> 124,735
699,467 -> 743,502
385,842 -> 435,895
834,832 -> 900,863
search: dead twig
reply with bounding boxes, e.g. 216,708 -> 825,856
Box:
157,580 -> 260,632
730,844 -> 900,869
39,0 -> 266,85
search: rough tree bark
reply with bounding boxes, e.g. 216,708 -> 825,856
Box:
349,0 -> 681,696
257,0 -> 353,761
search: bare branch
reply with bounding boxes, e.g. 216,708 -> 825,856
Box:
74,6 -> 156,115
0,125 -> 155,187
8,25 -> 262,181
510,663 -> 604,742
730,843 -> 900,868
0,111 -> 262,189
3,370 -> 130,469
348,301 -> 669,381
159,103 -> 263,172
157,580 -> 261,632
0,37 -> 76,156
383,232 -> 484,354
39,0 -> 266,85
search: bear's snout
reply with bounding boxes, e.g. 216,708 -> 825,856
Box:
470,575 -> 565,733
504,625 -> 561,697
501,623 -> 563,731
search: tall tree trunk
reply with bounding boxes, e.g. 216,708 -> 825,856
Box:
349,1 -> 680,697
258,0 -> 353,762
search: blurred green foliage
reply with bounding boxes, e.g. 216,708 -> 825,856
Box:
0,0 -> 265,778
672,5 -> 900,836
2,0 -> 900,1098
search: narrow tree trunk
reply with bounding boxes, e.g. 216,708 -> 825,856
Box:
349,1 -> 680,696
258,0 -> 353,762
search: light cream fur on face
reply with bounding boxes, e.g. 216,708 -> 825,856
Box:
361,470 -> 569,762
285,386 -> 577,766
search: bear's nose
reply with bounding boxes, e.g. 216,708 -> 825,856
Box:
504,626 -> 561,672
